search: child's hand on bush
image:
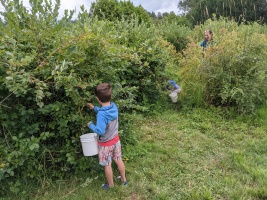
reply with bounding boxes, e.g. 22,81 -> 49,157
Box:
87,103 -> 94,109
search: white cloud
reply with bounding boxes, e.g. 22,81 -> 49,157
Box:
0,0 -> 180,20
0,0 -> 93,19
158,1 -> 179,14
59,0 -> 92,18
131,0 -> 179,14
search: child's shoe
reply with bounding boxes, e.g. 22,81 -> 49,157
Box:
123,180 -> 128,186
117,176 -> 128,186
102,183 -> 112,190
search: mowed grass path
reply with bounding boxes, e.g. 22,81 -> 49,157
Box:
32,107 -> 267,200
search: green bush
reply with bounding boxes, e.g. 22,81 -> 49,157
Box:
157,22 -> 192,52
0,0 -> 176,195
179,18 -> 267,114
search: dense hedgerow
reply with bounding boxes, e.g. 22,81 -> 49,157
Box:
178,18 -> 267,114
0,0 -> 179,195
2,0 -> 266,196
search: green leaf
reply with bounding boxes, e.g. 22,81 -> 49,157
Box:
12,136 -> 17,141
5,51 -> 14,57
5,77 -> 13,80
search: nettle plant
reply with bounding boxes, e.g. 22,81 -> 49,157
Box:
179,19 -> 267,114
0,0 -> 175,195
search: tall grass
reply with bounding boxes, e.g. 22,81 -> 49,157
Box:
4,106 -> 266,200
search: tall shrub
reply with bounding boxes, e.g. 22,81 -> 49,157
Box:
0,0 -> 176,195
158,22 -> 192,52
179,19 -> 267,114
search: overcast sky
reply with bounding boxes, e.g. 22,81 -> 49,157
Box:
0,0 -> 180,19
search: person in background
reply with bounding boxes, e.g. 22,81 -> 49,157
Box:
166,80 -> 182,103
200,29 -> 213,51
87,83 -> 127,190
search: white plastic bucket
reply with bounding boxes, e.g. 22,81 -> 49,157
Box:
80,133 -> 98,156
169,92 -> 178,103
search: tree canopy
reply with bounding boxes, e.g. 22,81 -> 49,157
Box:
89,0 -> 151,23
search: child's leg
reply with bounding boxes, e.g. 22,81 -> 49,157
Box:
104,163 -> 114,187
98,145 -> 114,188
113,141 -> 127,182
114,159 -> 126,182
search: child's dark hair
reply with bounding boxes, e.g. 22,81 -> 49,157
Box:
95,83 -> 112,103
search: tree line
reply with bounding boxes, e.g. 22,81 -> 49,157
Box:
89,0 -> 267,26
178,0 -> 267,25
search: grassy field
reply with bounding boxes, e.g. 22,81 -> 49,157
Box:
6,104 -> 267,200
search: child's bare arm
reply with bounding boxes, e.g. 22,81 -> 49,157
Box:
87,103 -> 94,109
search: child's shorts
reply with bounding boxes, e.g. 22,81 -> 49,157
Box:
98,140 -> 122,166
